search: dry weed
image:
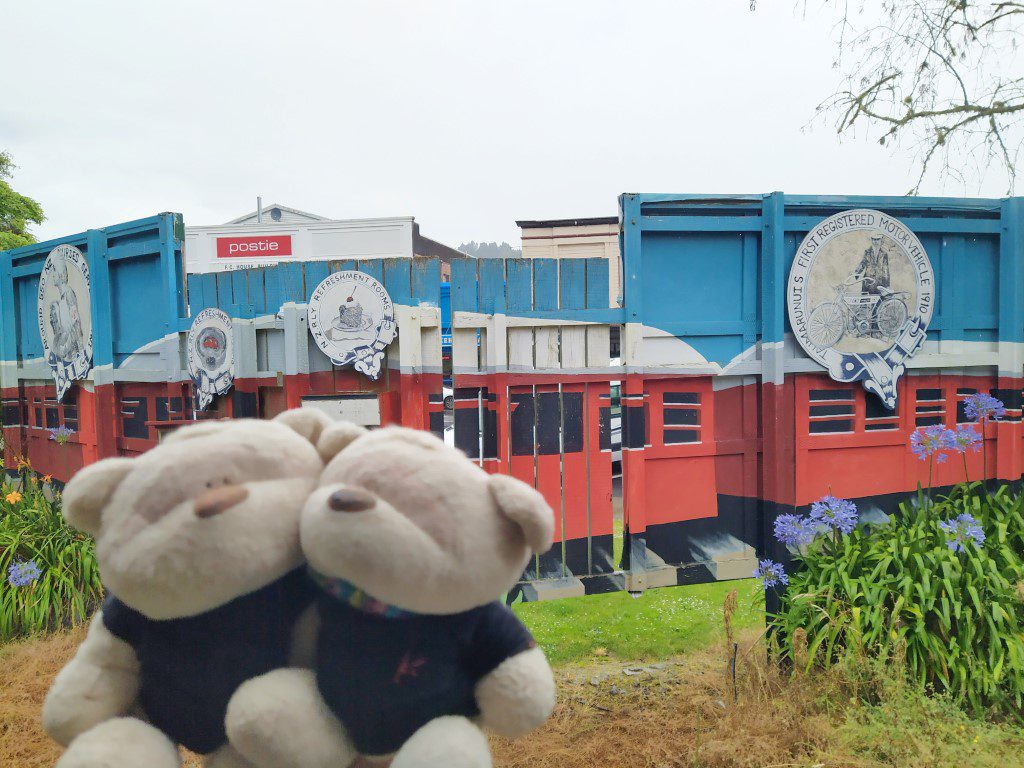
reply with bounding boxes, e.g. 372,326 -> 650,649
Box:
0,629 -> 200,767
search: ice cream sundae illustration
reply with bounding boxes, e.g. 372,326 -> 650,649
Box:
327,286 -> 375,339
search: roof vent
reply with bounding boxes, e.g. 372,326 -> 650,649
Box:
270,207 -> 282,222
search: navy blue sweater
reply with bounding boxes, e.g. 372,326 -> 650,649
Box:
102,568 -> 313,754
315,596 -> 535,756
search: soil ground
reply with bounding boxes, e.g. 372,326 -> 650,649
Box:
6,626 -> 1024,768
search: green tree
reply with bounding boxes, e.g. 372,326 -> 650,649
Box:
0,152 -> 45,251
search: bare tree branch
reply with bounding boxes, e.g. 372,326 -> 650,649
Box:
792,1 -> 1024,193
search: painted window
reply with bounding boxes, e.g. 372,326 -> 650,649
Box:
121,397 -> 150,440
2,399 -> 26,427
955,387 -> 977,423
864,392 -> 899,431
808,388 -> 854,434
662,391 -> 701,444
915,388 -> 945,427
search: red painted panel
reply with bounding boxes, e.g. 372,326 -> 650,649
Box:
644,455 -> 717,525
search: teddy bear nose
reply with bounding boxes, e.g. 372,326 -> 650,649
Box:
194,485 -> 249,519
327,488 -> 376,513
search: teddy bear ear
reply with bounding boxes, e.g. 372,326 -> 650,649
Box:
316,421 -> 369,462
62,458 -> 134,536
272,408 -> 334,445
488,474 -> 555,554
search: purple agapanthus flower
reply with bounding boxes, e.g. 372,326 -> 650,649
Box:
949,423 -> 982,454
7,559 -> 41,587
754,559 -> 788,589
938,513 -> 986,553
773,513 -> 816,547
910,425 -> 954,463
48,425 -> 75,445
964,393 -> 1005,423
808,495 -> 859,535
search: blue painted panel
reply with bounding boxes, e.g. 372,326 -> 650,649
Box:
638,231 -> 753,364
625,193 -> 1021,353
262,265 -> 284,315
280,262 -> 305,304
560,260 -> 586,310
411,258 -> 440,306
585,258 -> 609,309
440,283 -> 452,337
383,258 -> 412,307
478,260 -> 505,314
216,272 -> 233,311
358,259 -> 384,284
109,254 -> 168,362
955,235 -> 999,333
533,259 -> 558,311
15,274 -> 42,359
304,262 -> 331,303
506,259 -> 533,312
451,259 -> 478,312
246,269 -> 267,315
231,270 -> 253,318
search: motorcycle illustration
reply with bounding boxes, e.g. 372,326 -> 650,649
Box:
807,277 -> 910,349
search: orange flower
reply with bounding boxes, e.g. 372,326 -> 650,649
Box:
15,456 -> 31,471
5,491 -> 23,505
42,474 -> 53,484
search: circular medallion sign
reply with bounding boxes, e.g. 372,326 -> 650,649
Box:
38,244 -> 93,401
788,209 -> 934,409
307,271 -> 396,380
187,308 -> 235,411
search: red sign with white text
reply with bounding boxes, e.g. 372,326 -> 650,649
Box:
216,235 -> 293,259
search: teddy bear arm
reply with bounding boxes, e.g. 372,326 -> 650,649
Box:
42,609 -> 141,747
474,646 -> 556,738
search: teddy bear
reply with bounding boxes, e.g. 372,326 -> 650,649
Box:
224,423 -> 558,768
42,408 -> 334,768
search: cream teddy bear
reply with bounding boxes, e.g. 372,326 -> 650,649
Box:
43,409 -> 332,768
226,424 -> 557,768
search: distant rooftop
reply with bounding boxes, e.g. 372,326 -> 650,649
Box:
517,216 -> 618,229
227,203 -> 329,225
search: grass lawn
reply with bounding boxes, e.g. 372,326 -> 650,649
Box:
512,579 -> 762,666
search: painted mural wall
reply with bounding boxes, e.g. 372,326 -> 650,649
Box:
2,193 -> 1021,601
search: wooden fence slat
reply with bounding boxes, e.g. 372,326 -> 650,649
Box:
506,259 -> 533,312
560,259 -> 586,310
585,257 -> 610,309
478,259 -> 506,314
384,258 -> 412,307
303,261 -> 330,303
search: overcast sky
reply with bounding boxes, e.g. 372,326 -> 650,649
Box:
1,1 -> 1012,248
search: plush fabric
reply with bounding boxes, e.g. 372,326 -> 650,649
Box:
44,408 -> 334,761
315,592 -> 534,756
55,717 -> 181,768
101,568 -> 314,754
225,423 -> 557,768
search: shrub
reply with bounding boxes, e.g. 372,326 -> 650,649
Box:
772,489 -> 1024,716
0,464 -> 101,642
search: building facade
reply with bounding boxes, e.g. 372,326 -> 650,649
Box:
186,202 -> 462,279
517,217 -> 621,306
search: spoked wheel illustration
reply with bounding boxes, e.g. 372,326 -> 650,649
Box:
808,302 -> 845,348
875,296 -> 908,338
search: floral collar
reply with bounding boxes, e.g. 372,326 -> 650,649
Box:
307,568 -> 417,620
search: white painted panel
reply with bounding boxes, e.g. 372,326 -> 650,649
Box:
453,328 -> 480,371
561,326 -> 587,369
586,325 -> 611,368
508,328 -> 534,370
301,396 -> 381,426
534,327 -> 560,369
